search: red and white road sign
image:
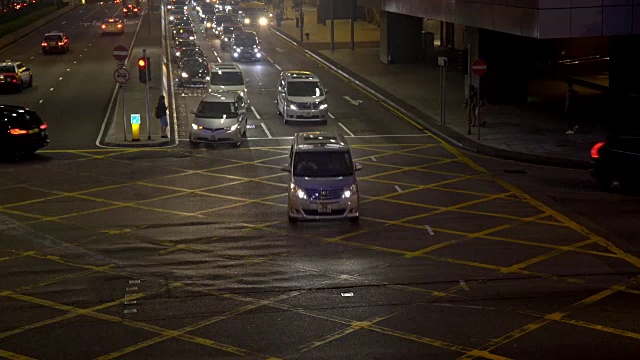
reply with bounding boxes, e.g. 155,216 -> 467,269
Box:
471,59 -> 487,77
112,45 -> 129,61
114,68 -> 130,83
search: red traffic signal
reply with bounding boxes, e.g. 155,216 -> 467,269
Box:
137,57 -> 150,83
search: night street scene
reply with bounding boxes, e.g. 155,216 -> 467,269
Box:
1,0 -> 640,358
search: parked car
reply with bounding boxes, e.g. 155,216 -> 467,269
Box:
590,133 -> 640,191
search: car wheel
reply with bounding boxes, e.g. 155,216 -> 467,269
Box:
16,82 -> 23,92
349,216 -> 359,223
283,109 -> 288,124
276,102 -> 282,115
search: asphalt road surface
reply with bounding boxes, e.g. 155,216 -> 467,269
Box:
1,5 -> 640,360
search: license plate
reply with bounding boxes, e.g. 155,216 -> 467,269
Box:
318,204 -> 331,213
49,42 -> 56,46
303,112 -> 313,117
28,129 -> 39,134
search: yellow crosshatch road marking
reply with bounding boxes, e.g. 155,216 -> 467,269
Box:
300,314 -> 396,352
0,349 -> 36,360
456,278 -> 638,360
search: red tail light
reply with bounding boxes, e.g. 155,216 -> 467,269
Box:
117,24 -> 122,28
102,24 -> 107,28
41,42 -> 47,46
40,123 -> 48,130
591,141 -> 606,159
9,129 -> 28,135
58,42 -> 64,45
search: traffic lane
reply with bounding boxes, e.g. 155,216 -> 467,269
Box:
42,19 -> 141,149
258,28 -> 420,137
464,152 -> 640,254
207,32 -> 365,139
1,141 -> 640,358
0,3 -> 122,109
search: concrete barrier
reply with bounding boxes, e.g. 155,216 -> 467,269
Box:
0,5 -> 79,51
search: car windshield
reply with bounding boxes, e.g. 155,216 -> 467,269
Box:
0,109 -> 42,127
210,71 -> 244,86
0,65 -> 15,72
183,58 -> 208,69
234,34 -> 257,46
287,81 -> 324,97
44,35 -> 63,41
196,101 -> 237,118
223,26 -> 239,34
174,21 -> 191,27
215,15 -> 233,24
244,8 -> 266,18
182,48 -> 204,57
293,151 -> 353,178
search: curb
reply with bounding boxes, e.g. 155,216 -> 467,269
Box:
0,5 -> 79,51
101,139 -> 172,148
270,27 -> 592,170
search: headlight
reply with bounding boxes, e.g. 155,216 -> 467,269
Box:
189,36 -> 195,40
289,103 -> 297,110
244,18 -> 250,24
259,17 -> 267,25
319,103 -> 328,110
175,51 -> 181,56
191,123 -> 203,130
291,184 -> 306,199
254,47 -> 259,53
228,123 -> 239,131
181,72 -> 189,78
170,16 -> 174,20
206,22 -> 212,27
343,184 -> 357,199
224,37 -> 229,41
233,52 -> 239,57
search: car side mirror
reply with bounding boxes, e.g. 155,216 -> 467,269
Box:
324,89 -> 329,94
354,163 -> 362,171
281,164 -> 291,172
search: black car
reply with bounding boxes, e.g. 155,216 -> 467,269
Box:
213,14 -> 234,36
173,26 -> 196,41
220,23 -> 242,49
177,47 -> 205,66
590,133 -> 640,190
178,58 -> 210,88
171,17 -> 192,28
0,105 -> 49,155
203,15 -> 216,32
231,31 -> 261,61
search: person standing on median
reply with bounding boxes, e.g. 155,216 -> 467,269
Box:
155,95 -> 169,138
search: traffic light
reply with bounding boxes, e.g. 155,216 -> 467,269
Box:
137,57 -> 151,83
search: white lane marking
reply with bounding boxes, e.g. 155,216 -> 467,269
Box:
340,292 -> 354,297
49,88 -> 54,91
394,185 -> 402,192
250,106 -> 261,120
126,287 -> 138,291
459,280 -> 470,291
216,56 -> 221,62
425,225 -> 435,235
79,54 -> 83,57
370,156 -> 376,162
260,122 -> 272,138
129,279 -> 141,284
124,300 -> 137,305
275,48 -> 284,52
38,100 -> 43,104
73,61 -> 77,63
123,309 -> 138,314
30,56 -> 34,59
61,21 -> 66,24
328,112 -> 335,119
338,122 -> 355,137
58,77 -> 63,81
273,63 -> 282,71
66,68 -> 70,71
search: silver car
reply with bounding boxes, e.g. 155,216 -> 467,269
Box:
277,71 -> 329,124
282,132 -> 361,223
189,92 -> 248,147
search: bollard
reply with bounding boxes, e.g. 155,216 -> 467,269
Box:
131,114 -> 141,141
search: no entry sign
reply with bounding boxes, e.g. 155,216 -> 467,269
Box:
471,59 -> 487,77
112,45 -> 129,61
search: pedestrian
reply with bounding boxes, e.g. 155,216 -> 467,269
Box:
565,83 -> 579,134
465,85 -> 478,127
155,95 -> 169,138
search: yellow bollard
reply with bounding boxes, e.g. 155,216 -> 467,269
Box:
131,114 -> 140,141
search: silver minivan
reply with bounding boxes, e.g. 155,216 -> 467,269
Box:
277,71 -> 328,124
209,63 -> 249,104
282,132 -> 361,223
189,92 -> 248,147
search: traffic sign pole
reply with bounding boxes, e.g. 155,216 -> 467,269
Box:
471,59 -> 487,140
143,49 -> 151,140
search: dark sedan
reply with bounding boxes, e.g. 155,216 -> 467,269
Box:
590,132 -> 640,191
0,105 -> 49,155
177,47 -> 205,66
178,58 -> 210,88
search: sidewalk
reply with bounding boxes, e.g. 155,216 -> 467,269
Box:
274,8 -> 611,168
102,2 -> 172,147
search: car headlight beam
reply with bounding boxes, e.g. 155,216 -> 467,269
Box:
343,184 -> 357,198
259,17 -> 267,26
181,72 -> 189,78
289,103 -> 297,110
